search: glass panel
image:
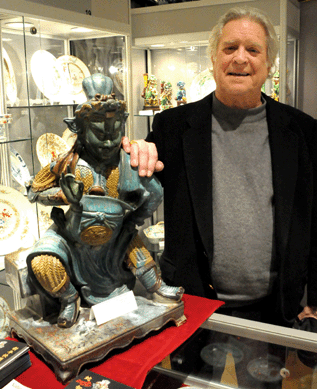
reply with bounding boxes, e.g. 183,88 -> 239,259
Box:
0,12 -> 128,246
70,36 -> 127,102
150,45 -> 212,107
149,325 -> 317,389
286,37 -> 298,108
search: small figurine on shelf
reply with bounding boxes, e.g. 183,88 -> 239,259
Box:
271,70 -> 279,101
175,81 -> 187,106
25,73 -> 184,329
160,81 -> 173,110
141,73 -> 159,110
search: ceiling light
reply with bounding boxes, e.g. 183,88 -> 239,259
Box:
109,66 -> 118,74
5,22 -> 34,30
150,44 -> 165,48
71,27 -> 93,33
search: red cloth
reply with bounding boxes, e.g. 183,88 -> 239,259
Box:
11,295 -> 224,388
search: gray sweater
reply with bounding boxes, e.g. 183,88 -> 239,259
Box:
211,94 -> 277,307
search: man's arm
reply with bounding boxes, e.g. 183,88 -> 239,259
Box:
121,136 -> 164,177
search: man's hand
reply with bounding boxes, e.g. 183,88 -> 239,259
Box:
298,306 -> 317,321
122,136 -> 164,177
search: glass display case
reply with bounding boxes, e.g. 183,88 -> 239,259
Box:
131,0 -> 300,137
145,313 -> 317,389
0,13 -> 129,249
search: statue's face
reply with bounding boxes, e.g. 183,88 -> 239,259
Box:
81,110 -> 124,163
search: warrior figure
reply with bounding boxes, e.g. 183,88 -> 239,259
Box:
26,74 -> 183,328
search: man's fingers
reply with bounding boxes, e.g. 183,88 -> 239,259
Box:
145,142 -> 159,177
121,137 -> 163,176
155,160 -> 164,173
136,140 -> 150,176
130,141 -> 141,168
121,136 -> 131,153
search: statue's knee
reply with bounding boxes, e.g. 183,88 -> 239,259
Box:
126,234 -> 154,271
30,254 -> 69,296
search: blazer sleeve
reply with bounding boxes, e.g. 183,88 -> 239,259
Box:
307,117 -> 317,306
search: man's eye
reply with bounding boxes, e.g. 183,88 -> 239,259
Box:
224,46 -> 236,53
248,48 -> 259,53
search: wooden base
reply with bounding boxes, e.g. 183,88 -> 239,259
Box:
9,296 -> 185,384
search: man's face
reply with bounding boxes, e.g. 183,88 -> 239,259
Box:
212,18 -> 270,108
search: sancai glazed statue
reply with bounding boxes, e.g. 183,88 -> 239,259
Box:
141,74 -> 159,110
26,73 -> 183,328
175,81 -> 187,106
160,81 -> 173,110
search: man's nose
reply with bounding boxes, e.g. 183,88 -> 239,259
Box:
234,47 -> 248,64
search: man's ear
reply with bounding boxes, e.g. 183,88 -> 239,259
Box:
63,118 -> 79,134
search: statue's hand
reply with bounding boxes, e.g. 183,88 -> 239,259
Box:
60,167 -> 84,205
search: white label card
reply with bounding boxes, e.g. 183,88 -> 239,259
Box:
3,380 -> 31,389
89,290 -> 138,326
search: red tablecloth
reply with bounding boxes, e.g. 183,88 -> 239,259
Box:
10,294 -> 224,389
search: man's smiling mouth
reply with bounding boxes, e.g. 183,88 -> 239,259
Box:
228,72 -> 250,76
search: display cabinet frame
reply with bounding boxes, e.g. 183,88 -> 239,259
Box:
0,0 -> 132,290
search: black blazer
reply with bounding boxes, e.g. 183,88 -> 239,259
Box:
146,93 -> 317,326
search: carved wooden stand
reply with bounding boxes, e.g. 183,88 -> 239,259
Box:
9,297 -> 185,385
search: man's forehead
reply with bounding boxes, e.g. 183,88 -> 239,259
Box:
220,38 -> 265,49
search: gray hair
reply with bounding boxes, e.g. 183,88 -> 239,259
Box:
208,7 -> 279,77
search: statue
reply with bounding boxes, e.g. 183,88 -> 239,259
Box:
175,81 -> 187,106
141,74 -> 159,110
26,73 -> 183,329
160,81 -> 173,110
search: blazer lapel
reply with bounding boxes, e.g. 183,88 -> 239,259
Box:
265,96 -> 299,259
182,94 -> 214,256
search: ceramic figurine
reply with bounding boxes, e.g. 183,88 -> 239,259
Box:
175,81 -> 187,106
160,81 -> 173,110
26,73 -> 183,328
141,73 -> 159,110
271,70 -> 279,101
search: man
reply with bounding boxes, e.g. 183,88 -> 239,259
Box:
123,7 -> 317,327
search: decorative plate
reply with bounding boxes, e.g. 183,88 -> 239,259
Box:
10,146 -> 31,189
56,55 -> 90,103
247,355 -> 283,382
144,222 -> 164,244
0,185 -> 36,255
110,58 -> 124,95
0,113 -> 12,127
36,133 -> 70,167
3,48 -> 17,105
0,297 -> 10,338
36,203 -> 69,237
31,50 -> 62,101
62,127 -> 77,148
190,68 -> 216,102
200,342 -> 244,368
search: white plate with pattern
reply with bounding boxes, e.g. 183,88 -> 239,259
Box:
36,133 -> 70,168
0,185 -> 37,255
10,146 -> 31,189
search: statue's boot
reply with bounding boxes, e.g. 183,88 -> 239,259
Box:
57,283 -> 81,328
30,254 -> 80,328
137,265 -> 184,304
126,235 -> 184,303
